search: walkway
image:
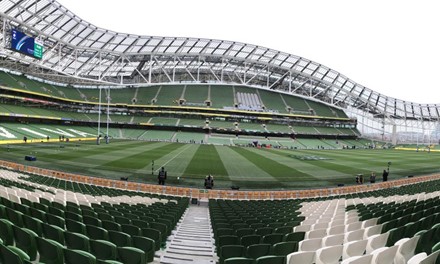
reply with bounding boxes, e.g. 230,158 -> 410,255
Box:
159,204 -> 216,264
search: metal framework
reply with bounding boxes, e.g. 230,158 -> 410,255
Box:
0,0 -> 439,143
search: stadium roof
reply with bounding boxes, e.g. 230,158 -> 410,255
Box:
0,0 -> 439,122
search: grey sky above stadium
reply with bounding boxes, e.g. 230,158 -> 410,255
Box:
58,0 -> 440,104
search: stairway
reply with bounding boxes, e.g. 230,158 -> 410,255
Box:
159,204 -> 216,264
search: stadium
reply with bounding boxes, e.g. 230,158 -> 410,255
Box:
0,0 -> 439,263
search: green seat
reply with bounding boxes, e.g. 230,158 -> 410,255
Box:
108,230 -> 132,247
83,215 -> 102,227
36,237 -> 65,264
132,236 -> 155,263
224,257 -> 254,264
142,228 -> 162,250
121,224 -> 142,237
90,239 -> 117,261
386,226 -> 405,247
65,211 -> 83,222
42,223 -> 65,244
217,228 -> 235,237
117,246 -> 146,264
149,222 -> 167,241
96,259 -> 123,264
86,225 -> 109,240
29,207 -> 47,222
114,216 -> 131,225
131,219 -> 150,229
0,218 -> 15,245
246,243 -> 271,259
49,207 -> 65,218
14,203 -> 30,216
219,245 -> 245,264
64,248 -> 96,264
283,232 -> 305,242
46,213 -> 65,229
240,235 -> 261,247
415,228 -> 437,254
102,220 -> 122,232
271,241 -> 298,256
256,255 -> 285,264
255,227 -> 273,236
66,219 -> 87,235
261,233 -> 284,245
236,228 -> 254,238
22,215 -> 43,237
65,231 -> 90,251
274,226 -> 292,235
218,235 -> 240,248
12,226 -> 38,261
0,244 -> 31,264
6,207 -> 24,227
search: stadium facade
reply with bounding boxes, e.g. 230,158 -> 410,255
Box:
0,0 -> 438,145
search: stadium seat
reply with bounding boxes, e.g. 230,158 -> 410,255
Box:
0,218 -> 15,245
366,232 -> 389,254
370,245 -> 399,264
132,236 -> 156,263
255,255 -> 285,264
218,245 -> 245,264
315,244 -> 343,264
64,231 -> 90,251
12,225 -> 38,261
394,236 -> 419,264
246,243 -> 271,259
240,234 -> 261,247
64,248 -> 96,264
89,239 -> 117,261
341,254 -> 373,264
286,251 -> 315,264
271,241 -> 298,256
36,237 -> 65,264
224,257 -> 254,264
108,230 -> 132,247
0,244 -> 31,264
342,239 -> 368,260
117,247 -> 146,264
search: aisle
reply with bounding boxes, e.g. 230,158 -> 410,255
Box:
159,204 -> 216,264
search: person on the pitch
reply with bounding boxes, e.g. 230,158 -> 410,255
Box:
158,167 -> 167,185
204,174 -> 214,189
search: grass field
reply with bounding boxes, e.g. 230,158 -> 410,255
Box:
0,139 -> 439,190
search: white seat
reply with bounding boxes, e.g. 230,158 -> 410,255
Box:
366,232 -> 390,254
294,224 -> 312,232
341,254 -> 373,264
395,236 -> 420,264
364,224 -> 383,239
315,245 -> 343,264
313,222 -> 330,230
323,234 -> 344,246
408,250 -> 440,264
307,228 -> 327,239
328,225 -> 345,235
370,245 -> 398,264
287,251 -> 315,264
346,222 -> 362,232
330,219 -> 345,227
345,229 -> 365,243
362,218 -> 378,228
343,239 -> 368,260
408,252 -> 428,264
299,238 -> 323,251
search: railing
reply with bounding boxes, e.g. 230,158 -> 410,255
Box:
1,159 -> 439,200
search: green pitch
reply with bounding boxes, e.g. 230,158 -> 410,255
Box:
1,139 -> 439,190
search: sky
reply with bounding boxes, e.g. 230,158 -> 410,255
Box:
58,0 -> 440,104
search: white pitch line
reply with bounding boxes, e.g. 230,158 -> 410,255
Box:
155,144 -> 193,172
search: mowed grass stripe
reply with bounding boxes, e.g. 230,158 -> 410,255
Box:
230,147 -> 312,180
136,144 -> 199,177
102,142 -> 186,170
183,145 -> 228,178
215,145 -> 276,181
40,140 -> 149,161
261,148 -> 354,179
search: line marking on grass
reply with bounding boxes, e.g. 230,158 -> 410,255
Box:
155,144 -> 193,172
